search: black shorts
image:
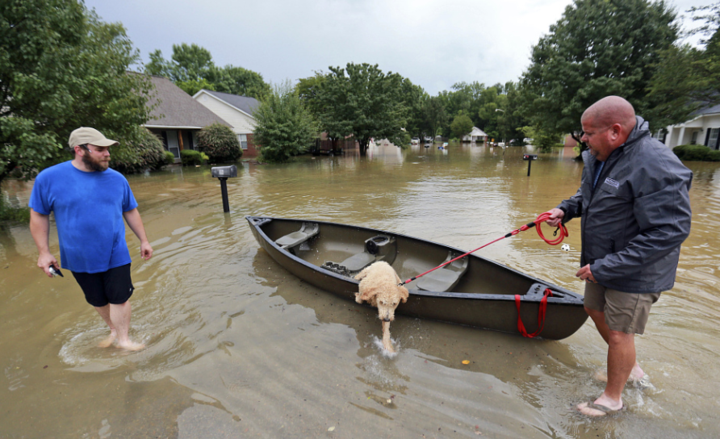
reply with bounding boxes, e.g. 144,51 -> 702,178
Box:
72,264 -> 134,307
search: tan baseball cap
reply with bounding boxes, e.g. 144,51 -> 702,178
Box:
68,127 -> 119,148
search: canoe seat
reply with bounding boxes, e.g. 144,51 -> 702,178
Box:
417,252 -> 469,292
275,222 -> 319,253
322,235 -> 396,276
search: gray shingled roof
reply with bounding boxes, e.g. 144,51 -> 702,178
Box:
691,102 -> 720,117
144,76 -> 231,128
201,90 -> 260,117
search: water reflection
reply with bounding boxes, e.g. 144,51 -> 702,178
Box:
1,143 -> 719,438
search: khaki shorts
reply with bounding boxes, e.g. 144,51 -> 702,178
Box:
584,283 -> 660,334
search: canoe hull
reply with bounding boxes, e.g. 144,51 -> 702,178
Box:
247,216 -> 588,340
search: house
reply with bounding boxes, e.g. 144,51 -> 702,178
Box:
462,127 -> 487,143
662,103 -> 720,150
144,76 -> 232,161
193,89 -> 261,158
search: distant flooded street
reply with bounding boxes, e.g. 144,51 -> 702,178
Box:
2,143 -> 720,438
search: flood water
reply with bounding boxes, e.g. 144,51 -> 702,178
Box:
1,143 -> 719,438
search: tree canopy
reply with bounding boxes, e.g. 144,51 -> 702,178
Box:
647,2 -> 720,128
521,0 -> 678,146
253,82 -> 318,163
450,114 -> 474,139
310,63 -> 407,155
0,0 -> 154,184
146,44 -> 271,99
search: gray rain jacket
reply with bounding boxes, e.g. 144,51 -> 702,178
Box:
557,116 -> 693,293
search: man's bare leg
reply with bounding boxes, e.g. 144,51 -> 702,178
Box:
578,330 -> 635,416
109,301 -> 144,351
94,305 -> 117,348
586,306 -> 645,382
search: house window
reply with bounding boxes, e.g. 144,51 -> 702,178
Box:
707,128 -> 720,150
691,131 -> 699,145
238,134 -> 248,150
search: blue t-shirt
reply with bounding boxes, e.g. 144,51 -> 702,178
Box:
29,161 -> 138,273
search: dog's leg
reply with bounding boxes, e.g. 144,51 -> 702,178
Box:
382,320 -> 395,353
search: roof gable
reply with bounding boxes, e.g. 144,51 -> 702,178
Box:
195,90 -> 260,117
145,76 -> 231,128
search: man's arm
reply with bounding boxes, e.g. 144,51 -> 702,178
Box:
123,208 -> 153,260
29,209 -> 57,277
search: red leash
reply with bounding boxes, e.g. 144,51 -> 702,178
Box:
399,213 -> 568,286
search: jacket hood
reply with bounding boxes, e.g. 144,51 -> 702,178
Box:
623,116 -> 650,147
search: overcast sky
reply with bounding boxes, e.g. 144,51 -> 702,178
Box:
85,0 -> 715,96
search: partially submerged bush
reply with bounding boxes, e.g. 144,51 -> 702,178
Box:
673,144 -> 720,161
180,149 -> 202,166
111,128 -> 166,174
197,123 -> 242,163
164,151 -> 176,165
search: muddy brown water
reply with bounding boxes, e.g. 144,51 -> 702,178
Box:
1,143 -> 719,438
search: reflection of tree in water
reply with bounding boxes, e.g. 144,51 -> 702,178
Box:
0,225 -> 20,261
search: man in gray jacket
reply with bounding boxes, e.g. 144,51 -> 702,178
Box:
545,96 -> 692,416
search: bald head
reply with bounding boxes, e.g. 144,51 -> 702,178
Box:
582,96 -> 636,133
579,96 -> 637,161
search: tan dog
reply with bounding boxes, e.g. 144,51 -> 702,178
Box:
354,261 -> 409,353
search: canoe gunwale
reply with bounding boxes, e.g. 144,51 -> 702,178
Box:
246,216 -> 584,306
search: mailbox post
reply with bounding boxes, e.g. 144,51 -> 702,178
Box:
211,165 -> 238,212
523,154 -> 538,176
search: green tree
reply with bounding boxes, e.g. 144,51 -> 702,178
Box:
253,82 -> 318,163
197,123 -> 242,163
521,0 -> 678,152
146,43 -> 213,82
399,79 -> 427,141
497,82 -> 530,144
647,3 -> 720,128
314,63 -> 407,155
450,114 -> 474,139
422,96 -> 448,139
0,0 -> 154,185
208,66 -> 272,101
146,44 -> 271,100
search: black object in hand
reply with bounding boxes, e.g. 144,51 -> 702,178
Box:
49,265 -> 64,277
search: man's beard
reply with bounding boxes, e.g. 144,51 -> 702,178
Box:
82,152 -> 109,172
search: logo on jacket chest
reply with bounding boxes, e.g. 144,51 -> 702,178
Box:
603,178 -> 620,189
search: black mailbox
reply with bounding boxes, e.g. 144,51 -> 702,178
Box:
523,154 -> 538,161
211,165 -> 237,178
211,165 -> 237,212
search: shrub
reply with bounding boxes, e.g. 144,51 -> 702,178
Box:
197,123 -> 242,163
111,128 -> 166,174
164,151 -> 176,165
673,144 -> 720,161
180,149 -> 203,166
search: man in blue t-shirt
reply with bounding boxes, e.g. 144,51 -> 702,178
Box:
29,127 -> 153,351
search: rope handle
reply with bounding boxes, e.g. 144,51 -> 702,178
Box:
515,288 -> 553,338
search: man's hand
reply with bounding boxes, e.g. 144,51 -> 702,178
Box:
545,208 -> 565,228
37,252 -> 59,278
576,264 -> 597,283
140,241 -> 153,260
